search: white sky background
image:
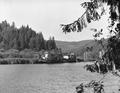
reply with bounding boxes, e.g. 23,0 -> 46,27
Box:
0,0 -> 109,41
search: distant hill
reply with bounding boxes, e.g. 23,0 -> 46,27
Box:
56,39 -> 107,59
56,40 -> 93,53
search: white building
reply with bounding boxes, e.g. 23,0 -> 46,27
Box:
63,55 -> 69,59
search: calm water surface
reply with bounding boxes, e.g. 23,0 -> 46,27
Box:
0,62 -> 103,93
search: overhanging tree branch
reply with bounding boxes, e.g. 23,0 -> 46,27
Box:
60,0 -> 106,33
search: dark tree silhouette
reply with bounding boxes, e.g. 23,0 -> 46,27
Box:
61,0 -> 120,34
0,21 -> 57,51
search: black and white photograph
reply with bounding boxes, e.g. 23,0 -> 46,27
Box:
0,0 -> 120,93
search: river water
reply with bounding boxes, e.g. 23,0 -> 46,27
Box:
0,62 -> 104,93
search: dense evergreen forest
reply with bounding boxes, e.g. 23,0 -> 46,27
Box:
0,20 -> 57,51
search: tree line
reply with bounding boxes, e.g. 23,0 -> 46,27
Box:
0,20 -> 57,51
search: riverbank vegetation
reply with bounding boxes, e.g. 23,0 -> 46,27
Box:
0,48 -> 77,64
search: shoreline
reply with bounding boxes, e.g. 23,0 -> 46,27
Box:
0,60 -> 94,65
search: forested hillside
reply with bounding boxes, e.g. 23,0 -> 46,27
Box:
56,40 -> 93,52
0,20 -> 57,50
56,39 -> 107,59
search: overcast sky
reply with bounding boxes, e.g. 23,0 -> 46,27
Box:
0,0 -> 109,41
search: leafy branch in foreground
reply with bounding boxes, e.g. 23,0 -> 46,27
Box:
60,0 -> 106,33
61,0 -> 120,39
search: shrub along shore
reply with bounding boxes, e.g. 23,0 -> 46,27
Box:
0,58 -> 39,64
0,49 -> 62,64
